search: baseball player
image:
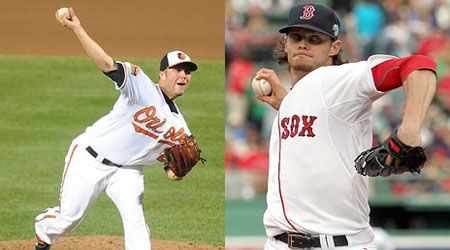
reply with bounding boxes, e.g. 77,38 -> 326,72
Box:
255,3 -> 437,249
35,8 -> 200,250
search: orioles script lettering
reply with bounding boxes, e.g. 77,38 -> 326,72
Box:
132,106 -> 188,144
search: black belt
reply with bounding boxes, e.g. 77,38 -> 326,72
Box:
85,146 -> 122,167
275,232 -> 348,249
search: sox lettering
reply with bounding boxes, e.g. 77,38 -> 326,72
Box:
299,5 -> 315,20
280,115 -> 317,139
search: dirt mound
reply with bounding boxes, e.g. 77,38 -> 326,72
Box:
0,236 -> 224,250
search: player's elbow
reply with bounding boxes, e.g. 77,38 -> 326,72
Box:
398,55 -> 437,86
404,55 -> 437,78
412,55 -> 436,70
403,69 -> 438,96
99,60 -> 117,73
94,55 -> 116,72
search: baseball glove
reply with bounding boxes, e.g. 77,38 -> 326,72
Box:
354,131 -> 427,177
163,135 -> 204,177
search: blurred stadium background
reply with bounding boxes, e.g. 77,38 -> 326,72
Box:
225,0 -> 450,249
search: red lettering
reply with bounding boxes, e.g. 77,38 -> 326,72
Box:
290,115 -> 300,137
299,116 -> 316,137
280,114 -> 317,140
300,5 -> 315,20
281,117 -> 290,139
389,139 -> 400,153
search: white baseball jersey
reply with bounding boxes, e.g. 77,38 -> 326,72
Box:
83,61 -> 191,166
35,61 -> 192,249
264,55 -> 396,238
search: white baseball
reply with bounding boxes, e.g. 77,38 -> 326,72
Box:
56,7 -> 69,19
252,76 -> 272,96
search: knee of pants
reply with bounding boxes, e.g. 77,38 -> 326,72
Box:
122,216 -> 148,230
118,209 -> 148,234
61,218 -> 83,233
119,202 -> 146,222
108,192 -> 145,221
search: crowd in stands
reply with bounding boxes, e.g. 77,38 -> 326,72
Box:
225,0 -> 450,200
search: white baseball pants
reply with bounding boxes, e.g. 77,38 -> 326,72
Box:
35,135 -> 151,250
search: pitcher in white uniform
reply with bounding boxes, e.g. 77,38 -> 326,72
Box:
35,8 -> 199,250
255,3 -> 437,250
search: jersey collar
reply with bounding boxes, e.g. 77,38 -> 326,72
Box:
161,90 -> 179,114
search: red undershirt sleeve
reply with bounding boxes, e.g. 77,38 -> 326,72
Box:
370,55 -> 437,92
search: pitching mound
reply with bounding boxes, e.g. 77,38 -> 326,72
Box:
0,236 -> 224,250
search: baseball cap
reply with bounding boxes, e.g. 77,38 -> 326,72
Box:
160,50 -> 198,72
279,3 -> 340,39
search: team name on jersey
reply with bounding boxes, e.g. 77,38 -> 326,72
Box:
132,105 -> 189,145
280,115 -> 317,139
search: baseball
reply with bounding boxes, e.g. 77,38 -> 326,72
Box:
56,7 -> 70,19
252,76 -> 272,96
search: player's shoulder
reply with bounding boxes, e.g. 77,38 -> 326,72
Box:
366,54 -> 398,67
319,54 -> 397,74
117,61 -> 144,74
119,61 -> 154,80
117,61 -> 160,90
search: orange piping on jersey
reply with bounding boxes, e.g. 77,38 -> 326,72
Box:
277,114 -> 299,232
59,144 -> 78,214
132,122 -> 158,139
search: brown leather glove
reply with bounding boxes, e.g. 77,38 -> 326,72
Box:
163,135 -> 204,177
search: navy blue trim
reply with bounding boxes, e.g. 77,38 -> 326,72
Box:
104,62 -> 125,88
161,90 -> 179,114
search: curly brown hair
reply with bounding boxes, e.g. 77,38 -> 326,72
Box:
273,35 -> 347,66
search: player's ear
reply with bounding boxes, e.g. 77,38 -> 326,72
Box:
283,35 -> 288,53
329,39 -> 342,57
159,71 -> 166,80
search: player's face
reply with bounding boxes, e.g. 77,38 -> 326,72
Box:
284,28 -> 340,72
160,65 -> 192,99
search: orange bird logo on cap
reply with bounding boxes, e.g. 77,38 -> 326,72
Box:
177,53 -> 186,60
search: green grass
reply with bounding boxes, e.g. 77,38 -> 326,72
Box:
0,55 -> 224,245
